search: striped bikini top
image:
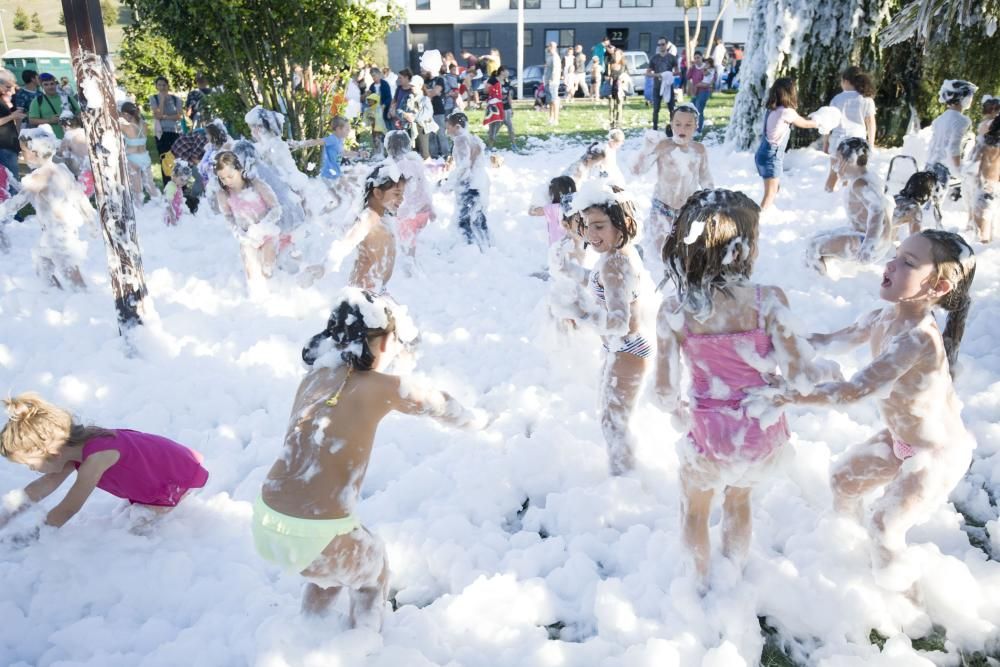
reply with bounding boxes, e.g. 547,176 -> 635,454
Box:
590,264 -> 639,303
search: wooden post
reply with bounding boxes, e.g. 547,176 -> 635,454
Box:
62,0 -> 149,333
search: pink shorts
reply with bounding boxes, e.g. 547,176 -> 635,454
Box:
892,438 -> 915,461
689,399 -> 790,461
398,211 -> 432,245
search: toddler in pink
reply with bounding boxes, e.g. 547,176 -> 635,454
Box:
529,175 -> 577,247
0,393 -> 208,530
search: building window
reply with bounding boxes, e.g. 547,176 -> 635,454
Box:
621,0 -> 652,6
460,0 -> 489,8
509,0 -> 540,7
675,0 -> 710,4
560,0 -> 577,6
544,29 -> 575,49
461,29 -> 491,48
586,0 -> 603,6
673,26 -> 685,45
524,28 -> 533,47
639,32 -> 651,53
416,0 -> 430,8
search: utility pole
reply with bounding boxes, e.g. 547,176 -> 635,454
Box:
61,0 -> 149,335
516,0 -> 524,100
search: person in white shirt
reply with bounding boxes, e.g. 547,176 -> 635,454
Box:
926,80 -> 977,176
824,67 -> 877,192
710,39 -> 727,91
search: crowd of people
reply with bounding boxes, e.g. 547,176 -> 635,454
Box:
0,42 -> 995,640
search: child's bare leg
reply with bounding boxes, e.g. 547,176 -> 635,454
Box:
806,233 -> 863,274
681,472 -> 714,581
721,486 -> 752,568
825,162 -> 839,193
258,242 -> 277,278
302,527 -> 389,629
760,178 -> 780,210
830,430 -> 900,521
600,351 -> 647,475
142,166 -> 159,200
301,582 -> 346,616
974,208 -> 992,243
868,467 -> 929,570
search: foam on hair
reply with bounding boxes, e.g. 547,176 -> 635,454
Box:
244,105 -> 286,137
18,126 -> 60,160
938,79 -> 978,110
835,137 -> 870,167
384,130 -> 413,159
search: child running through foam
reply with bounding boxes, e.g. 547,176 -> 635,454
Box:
383,130 -> 435,272
0,393 -> 208,532
656,189 -> 835,584
528,175 -> 577,247
972,116 -> 1000,243
963,95 -> 999,232
329,162 -> 407,295
763,230 -> 977,586
440,112 -> 490,249
755,78 -> 820,210
632,104 -> 713,264
806,138 -> 893,276
253,289 -> 486,628
555,181 -> 649,475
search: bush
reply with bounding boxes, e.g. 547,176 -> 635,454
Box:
117,21 -> 196,104
12,7 -> 28,31
101,0 -> 119,27
30,12 -> 43,33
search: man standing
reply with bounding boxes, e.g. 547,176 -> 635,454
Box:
592,36 -> 610,69
184,74 -> 213,130
13,69 -> 41,113
27,73 -> 80,139
562,47 -> 576,105
543,42 -> 562,125
711,38 -> 727,91
573,45 -> 589,100
646,38 -> 677,131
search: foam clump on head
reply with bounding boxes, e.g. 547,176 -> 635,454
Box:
366,159 -> 404,188
566,178 -> 631,216
244,105 -> 286,137
938,80 -> 978,109
384,130 -> 413,159
19,126 -> 60,160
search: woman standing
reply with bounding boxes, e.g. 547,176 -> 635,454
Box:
608,49 -> 627,129
692,56 -> 716,135
149,76 -> 184,169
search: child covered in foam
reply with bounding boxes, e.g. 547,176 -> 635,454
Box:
253,289 -> 486,629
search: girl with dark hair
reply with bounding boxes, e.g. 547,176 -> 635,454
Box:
0,393 -> 208,531
893,171 -> 939,236
529,174 -> 577,246
769,230 -> 977,587
328,161 -> 407,294
254,289 -> 485,628
755,78 -> 819,210
656,188 -> 833,583
556,181 -> 649,476
825,66 -> 877,192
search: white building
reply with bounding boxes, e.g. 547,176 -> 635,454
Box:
387,0 -> 750,73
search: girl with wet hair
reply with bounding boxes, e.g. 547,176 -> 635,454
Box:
892,171 -> 939,237
118,102 -> 159,203
766,230 -> 977,587
328,161 -> 407,294
555,182 -> 648,475
0,393 -> 208,532
214,150 -> 284,284
383,129 -> 435,271
254,288 -> 486,629
824,66 -> 877,192
755,78 -> 819,209
806,137 -> 893,276
657,188 -> 834,584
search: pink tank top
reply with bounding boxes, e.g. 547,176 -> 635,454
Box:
542,203 -> 565,245
680,287 -> 789,460
74,430 -> 209,506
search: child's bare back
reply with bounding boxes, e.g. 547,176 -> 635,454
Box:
653,140 -> 711,209
348,210 -> 397,293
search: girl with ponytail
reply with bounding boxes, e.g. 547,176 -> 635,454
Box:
254,288 -> 488,629
762,230 -> 977,586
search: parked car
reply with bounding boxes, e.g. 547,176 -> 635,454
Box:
509,65 -> 568,100
584,50 -> 650,97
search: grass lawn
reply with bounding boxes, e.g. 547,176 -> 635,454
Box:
0,0 -> 126,56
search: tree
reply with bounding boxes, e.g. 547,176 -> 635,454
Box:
680,0 -> 706,62
12,7 -> 29,31
123,0 -> 401,161
59,11 -> 66,26
30,12 -> 43,33
100,0 -> 118,27
117,20 -> 196,103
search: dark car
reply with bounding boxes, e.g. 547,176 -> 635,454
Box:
509,65 -> 568,100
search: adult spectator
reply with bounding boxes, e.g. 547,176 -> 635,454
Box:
389,68 -> 414,132
28,73 -> 80,140
573,46 -> 589,99
646,37 -> 677,131
711,38 -> 727,91
562,47 -> 576,105
0,69 -> 25,180
13,70 -> 40,113
592,36 -> 610,68
369,67 -> 393,136
428,70 -> 449,157
185,74 -> 213,130
543,42 -> 562,125
149,76 -> 184,159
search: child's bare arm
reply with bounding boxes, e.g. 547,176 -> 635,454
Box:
46,450 -> 119,527
0,191 -> 31,221
698,147 -> 714,189
0,467 -> 74,529
566,255 -> 634,336
807,309 -> 880,353
290,138 -> 325,150
391,377 -> 487,429
763,286 -> 843,390
654,299 -> 684,411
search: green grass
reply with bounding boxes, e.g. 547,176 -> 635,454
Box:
0,0 -> 126,55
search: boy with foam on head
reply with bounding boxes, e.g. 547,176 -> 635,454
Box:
631,103 -> 713,263
806,137 -> 893,275
926,80 -> 977,177
441,112 -> 490,249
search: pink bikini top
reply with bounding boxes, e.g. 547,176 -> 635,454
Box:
681,286 -> 775,409
228,189 -> 269,220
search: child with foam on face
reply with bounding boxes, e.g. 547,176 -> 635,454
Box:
245,105 -> 311,196
383,130 -> 435,271
440,112 -> 490,249
0,127 -> 96,290
328,161 -> 407,295
0,393 -> 208,533
758,230 -> 977,588
806,138 -> 893,276
253,289 -> 486,629
214,149 -> 285,284
656,189 -> 838,585
631,104 -> 713,265
553,181 -> 650,475
163,160 -> 195,226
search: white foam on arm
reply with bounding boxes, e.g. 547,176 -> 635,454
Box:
807,309 -> 880,354
654,300 -> 684,411
570,255 -> 634,336
397,376 -> 487,429
698,149 -> 714,190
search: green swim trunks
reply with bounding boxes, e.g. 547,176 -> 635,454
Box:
252,495 -> 361,574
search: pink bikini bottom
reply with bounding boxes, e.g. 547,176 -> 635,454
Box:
891,438 -> 915,461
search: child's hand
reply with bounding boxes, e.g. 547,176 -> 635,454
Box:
466,407 -> 491,430
743,386 -> 789,429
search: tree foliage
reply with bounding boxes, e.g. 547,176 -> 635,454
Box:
30,12 -> 43,33
117,21 -> 196,103
12,7 -> 29,31
122,0 -> 401,155
101,0 -> 120,27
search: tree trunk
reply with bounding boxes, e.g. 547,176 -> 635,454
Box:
63,0 -> 149,333
706,0 -> 732,51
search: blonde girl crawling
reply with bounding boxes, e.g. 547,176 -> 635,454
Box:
766,230 -> 977,586
557,181 -> 649,475
657,189 -> 835,584
253,289 -> 487,629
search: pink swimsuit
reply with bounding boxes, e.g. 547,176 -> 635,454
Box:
681,287 -> 789,461
74,430 -> 209,506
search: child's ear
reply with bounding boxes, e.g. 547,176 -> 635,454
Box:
933,278 -> 954,298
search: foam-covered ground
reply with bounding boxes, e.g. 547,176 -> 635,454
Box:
1,131 -> 998,666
